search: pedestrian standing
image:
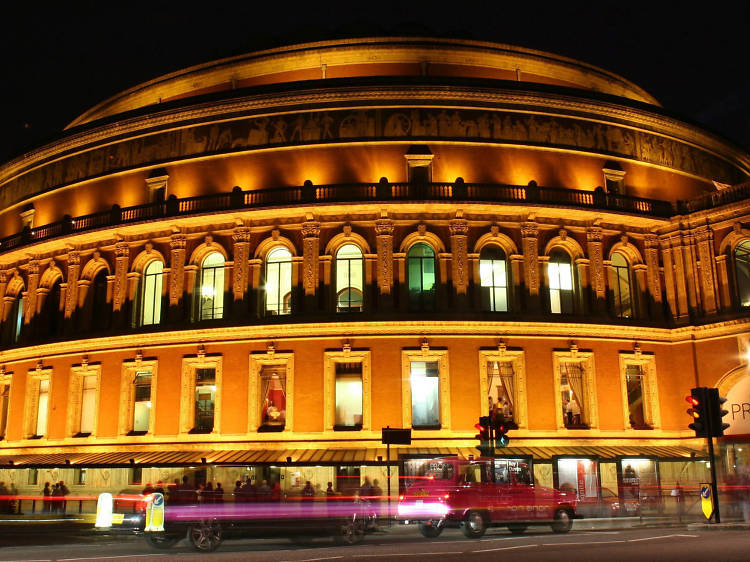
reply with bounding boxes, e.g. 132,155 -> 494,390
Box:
58,481 -> 70,514
42,482 -> 51,513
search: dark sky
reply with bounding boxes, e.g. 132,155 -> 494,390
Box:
1,2 -> 748,164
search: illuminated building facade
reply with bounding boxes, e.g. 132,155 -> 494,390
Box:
0,38 -> 749,503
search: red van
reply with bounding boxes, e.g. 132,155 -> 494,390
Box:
398,456 -> 577,538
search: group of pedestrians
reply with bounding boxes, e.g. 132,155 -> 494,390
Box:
41,481 -> 69,513
0,481 -> 17,513
233,478 -> 281,502
166,476 -> 226,504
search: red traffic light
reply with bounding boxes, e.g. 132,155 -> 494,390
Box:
474,423 -> 486,433
685,395 -> 699,407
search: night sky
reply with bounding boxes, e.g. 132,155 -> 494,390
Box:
1,2 -> 748,165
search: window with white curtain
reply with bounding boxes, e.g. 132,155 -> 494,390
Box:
560,362 -> 586,428
79,375 -> 97,435
132,371 -> 152,433
36,379 -> 50,437
140,260 -> 163,326
487,360 -> 515,424
198,252 -> 225,320
335,362 -> 363,428
265,247 -> 292,315
410,361 -> 440,428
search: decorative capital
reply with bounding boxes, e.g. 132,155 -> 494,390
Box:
449,219 -> 469,236
232,227 -> 251,244
520,222 -> 538,238
301,221 -> 321,239
644,234 -> 659,249
375,219 -> 394,236
694,225 -> 712,243
170,233 -> 187,249
115,242 -> 130,258
67,251 -> 81,266
586,227 -> 603,243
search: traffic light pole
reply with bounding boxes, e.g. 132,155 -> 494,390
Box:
706,434 -> 721,523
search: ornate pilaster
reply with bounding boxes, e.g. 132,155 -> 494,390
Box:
680,232 -> 700,314
168,234 -> 186,306
694,226 -> 718,315
643,235 -> 662,307
24,261 -> 40,324
586,228 -> 605,300
112,242 -> 130,312
715,254 -> 731,311
521,223 -> 540,311
231,227 -> 251,302
64,252 -> 81,319
449,219 -> 469,295
301,221 -> 320,297
375,218 -> 394,295
659,237 -> 678,319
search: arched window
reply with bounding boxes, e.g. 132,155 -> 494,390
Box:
41,279 -> 62,338
611,252 -> 633,318
197,252 -> 225,320
407,243 -> 436,312
265,247 -> 292,315
479,246 -> 508,312
140,260 -> 163,326
548,249 -> 574,314
335,244 -> 364,312
90,270 -> 109,331
735,240 -> 750,307
5,294 -> 24,344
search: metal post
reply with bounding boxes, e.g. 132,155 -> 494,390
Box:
386,437 -> 392,527
707,435 -> 721,523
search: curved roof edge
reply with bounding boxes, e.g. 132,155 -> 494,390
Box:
67,36 -> 660,128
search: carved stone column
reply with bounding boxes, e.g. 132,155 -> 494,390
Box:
231,227 -> 251,316
302,221 -> 320,295
694,226 -> 718,316
586,227 -> 606,315
167,234 -> 186,322
24,261 -> 40,325
680,232 -> 700,316
375,218 -> 395,310
660,238 -> 678,321
112,242 -> 130,327
449,219 -> 469,309
715,254 -> 731,311
643,235 -> 663,319
521,223 -> 541,312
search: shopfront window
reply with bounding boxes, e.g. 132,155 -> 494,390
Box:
479,246 -> 508,312
611,252 -> 633,318
335,362 -> 363,429
410,361 -> 440,428
335,244 -> 364,312
548,250 -> 574,314
620,458 -> 660,511
626,364 -> 648,429
79,375 -> 97,435
735,240 -> 750,307
487,360 -> 515,425
260,366 -> 286,429
561,362 -> 587,428
198,252 -> 225,320
140,260 -> 163,326
194,368 -> 215,433
407,243 -> 436,312
132,371 -> 152,433
556,458 -> 599,500
265,247 -> 292,315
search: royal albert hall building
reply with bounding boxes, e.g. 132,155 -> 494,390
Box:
0,37 -> 749,507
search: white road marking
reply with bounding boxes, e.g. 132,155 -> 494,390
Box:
58,556 -> 168,561
541,540 -> 624,546
352,553 -> 463,558
473,544 -> 539,553
281,557 -> 344,562
627,534 -> 699,542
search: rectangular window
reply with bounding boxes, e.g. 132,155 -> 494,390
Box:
260,366 -> 286,429
129,466 -> 142,486
410,361 -> 440,428
74,468 -> 87,485
556,458 -> 599,499
335,362 -> 363,429
79,375 -> 97,435
548,262 -> 573,314
0,385 -> 9,439
27,468 -> 38,486
133,371 -> 152,433
487,361 -> 515,425
35,379 -> 50,437
625,365 -> 647,429
194,368 -> 215,433
560,362 -> 586,428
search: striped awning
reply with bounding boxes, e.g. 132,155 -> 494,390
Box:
0,445 -> 704,467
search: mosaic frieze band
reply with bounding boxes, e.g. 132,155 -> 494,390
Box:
2,107 -> 746,210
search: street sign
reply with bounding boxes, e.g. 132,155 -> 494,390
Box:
382,428 -> 412,445
700,483 -> 714,521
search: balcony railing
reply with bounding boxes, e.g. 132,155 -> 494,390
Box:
0,181 -> 680,255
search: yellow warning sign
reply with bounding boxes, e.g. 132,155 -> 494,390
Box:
700,483 -> 714,521
144,492 -> 165,532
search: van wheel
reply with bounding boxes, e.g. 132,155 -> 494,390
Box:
508,524 -> 527,535
551,509 -> 572,533
145,532 -> 180,549
462,510 -> 487,539
419,520 -> 445,538
188,520 -> 223,552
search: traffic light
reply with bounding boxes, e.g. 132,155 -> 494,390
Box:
708,388 -> 731,437
475,416 -> 493,456
686,387 -> 709,437
495,423 -> 510,448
